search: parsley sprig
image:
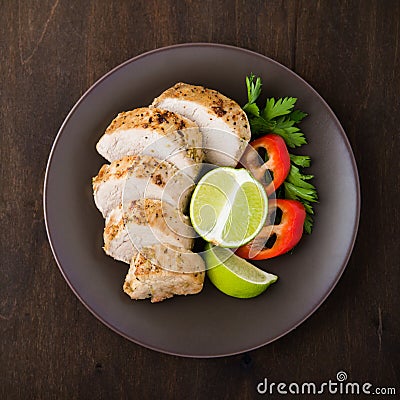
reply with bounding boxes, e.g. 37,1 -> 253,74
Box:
243,74 -> 318,233
284,158 -> 317,234
243,74 -> 308,147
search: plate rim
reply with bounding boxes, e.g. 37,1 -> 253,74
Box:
43,43 -> 361,358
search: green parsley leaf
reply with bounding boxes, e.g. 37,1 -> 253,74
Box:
243,103 -> 260,117
302,201 -> 314,215
273,126 -> 307,148
243,74 -> 262,116
263,97 -> 297,120
289,154 -> 311,167
283,181 -> 317,203
246,116 -> 274,134
290,109 -> 308,123
283,163 -> 318,233
304,214 -> 313,235
285,165 -> 315,190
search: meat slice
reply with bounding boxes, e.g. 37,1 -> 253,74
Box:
96,108 -> 203,180
123,244 -> 205,303
103,207 -> 133,264
151,83 -> 251,167
92,155 -> 194,218
103,200 -> 195,264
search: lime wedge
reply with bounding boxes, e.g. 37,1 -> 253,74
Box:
190,167 -> 268,248
204,243 -> 278,298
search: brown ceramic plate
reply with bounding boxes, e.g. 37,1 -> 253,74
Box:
44,44 -> 360,357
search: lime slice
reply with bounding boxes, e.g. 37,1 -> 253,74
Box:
204,243 -> 278,298
190,167 -> 268,248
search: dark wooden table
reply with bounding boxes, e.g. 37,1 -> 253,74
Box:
1,1 -> 399,399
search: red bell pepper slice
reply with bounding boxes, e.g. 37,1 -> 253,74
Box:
240,134 -> 290,196
236,199 -> 306,260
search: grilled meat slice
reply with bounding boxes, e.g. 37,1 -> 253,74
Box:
96,107 -> 203,180
123,244 -> 205,303
103,200 -> 195,264
93,155 -> 194,218
152,83 -> 251,167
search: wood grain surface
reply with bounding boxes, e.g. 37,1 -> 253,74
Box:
1,0 -> 399,399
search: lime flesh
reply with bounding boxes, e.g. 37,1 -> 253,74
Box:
190,167 -> 268,248
204,243 -> 278,298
